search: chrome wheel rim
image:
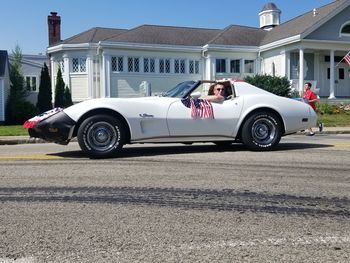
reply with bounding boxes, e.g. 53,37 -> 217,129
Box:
86,121 -> 118,152
251,118 -> 276,145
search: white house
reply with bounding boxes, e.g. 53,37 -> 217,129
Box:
0,50 -> 10,122
47,1 -> 350,103
9,54 -> 49,105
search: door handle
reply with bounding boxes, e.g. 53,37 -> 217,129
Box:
139,113 -> 154,118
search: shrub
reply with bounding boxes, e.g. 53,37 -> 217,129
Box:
317,102 -> 350,115
6,100 -> 38,125
243,74 -> 292,97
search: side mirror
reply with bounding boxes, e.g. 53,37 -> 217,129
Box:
191,91 -> 201,100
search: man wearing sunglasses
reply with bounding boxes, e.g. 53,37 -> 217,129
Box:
203,83 -> 226,102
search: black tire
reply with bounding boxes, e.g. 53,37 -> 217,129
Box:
77,115 -> 125,158
241,111 -> 282,151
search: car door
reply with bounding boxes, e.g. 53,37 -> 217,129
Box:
166,97 -> 244,137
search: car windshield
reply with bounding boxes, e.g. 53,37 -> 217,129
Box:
161,81 -> 196,98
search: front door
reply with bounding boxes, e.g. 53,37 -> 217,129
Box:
336,66 -> 350,97
320,63 -> 350,97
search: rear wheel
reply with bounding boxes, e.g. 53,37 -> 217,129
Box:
77,115 -> 125,158
241,111 -> 282,151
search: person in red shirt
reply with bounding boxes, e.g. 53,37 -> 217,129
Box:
303,82 -> 318,136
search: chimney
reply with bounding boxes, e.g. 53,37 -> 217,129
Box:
48,12 -> 61,46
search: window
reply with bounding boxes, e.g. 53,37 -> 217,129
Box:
339,68 -> 345,80
244,60 -> 255,73
127,57 -> 139,72
180,59 -> 185,73
189,60 -> 194,74
25,76 -> 37,91
216,59 -> 226,73
72,58 -> 79,72
144,58 -> 149,72
340,23 -> 350,35
72,57 -> 87,73
325,56 -> 345,63
165,59 -> 170,73
195,61 -> 199,74
230,59 -> 240,73
144,58 -> 155,73
159,58 -> 170,74
143,58 -> 155,73
111,56 -> 123,72
159,59 -> 165,73
174,59 -> 179,73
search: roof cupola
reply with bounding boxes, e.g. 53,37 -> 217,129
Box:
259,3 -> 281,31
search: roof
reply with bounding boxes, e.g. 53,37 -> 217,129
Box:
104,25 -> 222,46
0,50 -> 9,77
260,2 -> 280,12
58,27 -> 128,45
208,25 -> 267,46
54,0 -> 350,49
260,0 -> 349,45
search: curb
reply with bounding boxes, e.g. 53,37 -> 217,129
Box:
0,129 -> 349,145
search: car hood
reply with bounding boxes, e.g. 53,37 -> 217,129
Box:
63,96 -> 178,122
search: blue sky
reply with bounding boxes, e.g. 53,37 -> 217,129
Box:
1,0 -> 333,54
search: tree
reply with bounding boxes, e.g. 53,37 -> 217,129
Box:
5,45 -> 37,124
36,63 -> 52,112
63,86 -> 73,108
54,67 -> 65,108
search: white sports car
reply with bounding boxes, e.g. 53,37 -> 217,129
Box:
25,80 -> 317,158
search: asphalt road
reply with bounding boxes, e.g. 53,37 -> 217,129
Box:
0,134 -> 350,263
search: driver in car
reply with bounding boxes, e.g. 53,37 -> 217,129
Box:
203,83 -> 226,103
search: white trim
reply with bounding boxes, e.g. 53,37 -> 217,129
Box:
329,50 -> 336,99
48,43 -> 98,53
339,21 -> 350,37
259,35 -> 301,51
302,38 -> 350,49
299,49 -> 304,95
203,44 -> 259,53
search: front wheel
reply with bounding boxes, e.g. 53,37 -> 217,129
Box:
241,111 -> 282,151
77,115 -> 125,158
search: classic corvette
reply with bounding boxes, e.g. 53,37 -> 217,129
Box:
24,79 -> 317,158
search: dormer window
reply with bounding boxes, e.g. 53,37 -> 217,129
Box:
340,22 -> 350,36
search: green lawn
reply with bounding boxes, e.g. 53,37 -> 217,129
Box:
1,112 -> 350,136
0,125 -> 28,136
317,113 -> 350,127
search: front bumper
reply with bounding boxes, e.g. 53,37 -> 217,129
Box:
28,111 -> 76,145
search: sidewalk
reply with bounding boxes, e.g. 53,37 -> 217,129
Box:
1,127 -> 350,145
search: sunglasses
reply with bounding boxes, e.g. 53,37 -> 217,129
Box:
215,88 -> 225,91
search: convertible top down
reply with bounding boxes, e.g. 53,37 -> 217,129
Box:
24,80 -> 317,158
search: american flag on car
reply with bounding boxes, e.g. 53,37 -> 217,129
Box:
181,98 -> 214,119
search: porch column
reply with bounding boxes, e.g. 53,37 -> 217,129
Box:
204,55 -> 214,80
279,50 -> 287,77
286,52 -> 291,79
101,52 -> 111,98
298,48 -> 304,96
329,50 -> 336,99
62,55 -> 70,90
87,55 -> 94,99
50,56 -> 55,103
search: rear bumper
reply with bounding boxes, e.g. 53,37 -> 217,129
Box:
28,111 -> 76,145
